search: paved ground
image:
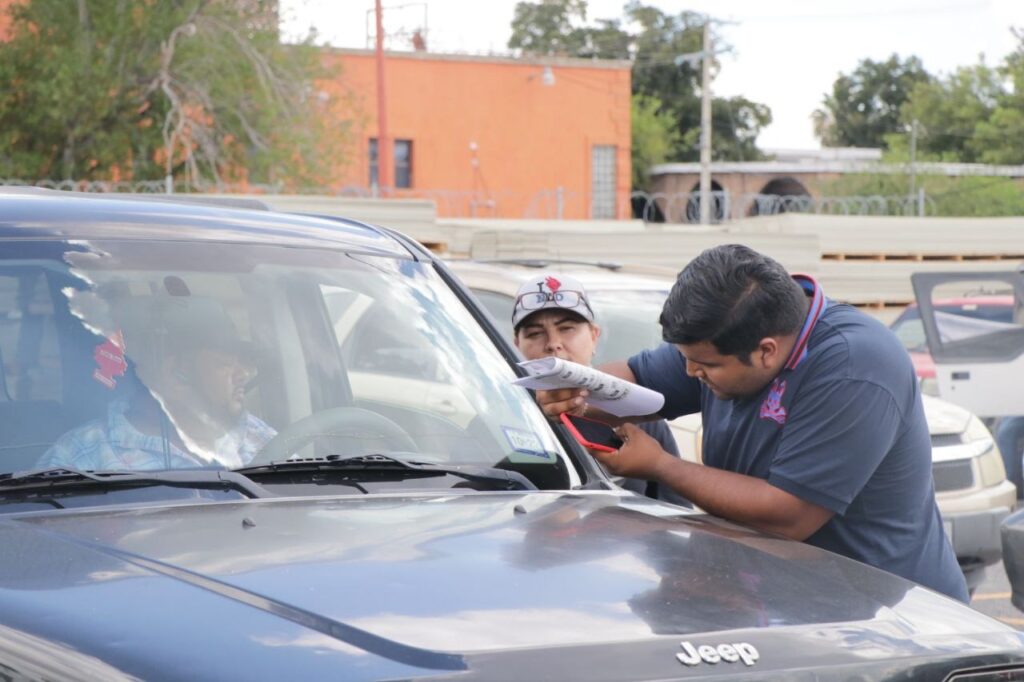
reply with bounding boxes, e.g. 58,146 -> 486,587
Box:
971,560 -> 1023,627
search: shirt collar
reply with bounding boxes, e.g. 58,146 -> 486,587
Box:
105,399 -> 250,465
783,274 -> 826,371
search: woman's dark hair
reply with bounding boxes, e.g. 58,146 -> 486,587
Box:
659,244 -> 807,363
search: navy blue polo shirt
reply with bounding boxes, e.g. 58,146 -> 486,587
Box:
628,277 -> 968,602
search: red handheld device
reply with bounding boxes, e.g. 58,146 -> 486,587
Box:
560,413 -> 623,453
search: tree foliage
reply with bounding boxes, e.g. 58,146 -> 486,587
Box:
631,94 -> 679,188
822,172 -> 1024,217
508,0 -> 771,186
894,34 -> 1024,165
0,0 -> 349,187
813,54 -> 931,148
818,31 -> 1024,167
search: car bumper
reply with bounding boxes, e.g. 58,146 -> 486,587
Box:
944,505 -> 1013,569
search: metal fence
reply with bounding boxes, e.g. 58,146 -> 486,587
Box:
1,178 -> 936,222
630,191 -> 936,223
0,179 -> 590,220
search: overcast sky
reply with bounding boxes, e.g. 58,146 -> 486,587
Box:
279,0 -> 1021,150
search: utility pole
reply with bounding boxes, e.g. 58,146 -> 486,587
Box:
374,0 -> 390,195
908,118 -> 919,199
698,20 -> 713,225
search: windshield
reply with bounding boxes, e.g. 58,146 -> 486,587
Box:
0,240 -> 572,485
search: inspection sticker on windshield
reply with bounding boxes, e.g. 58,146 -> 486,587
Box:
502,427 -> 552,461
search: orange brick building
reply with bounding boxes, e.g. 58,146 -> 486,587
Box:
322,49 -> 632,219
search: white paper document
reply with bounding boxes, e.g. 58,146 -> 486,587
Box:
512,357 -> 665,417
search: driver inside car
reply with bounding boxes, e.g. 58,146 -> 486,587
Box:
38,296 -> 276,471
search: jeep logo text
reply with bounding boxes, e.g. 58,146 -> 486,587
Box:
676,640 -> 759,667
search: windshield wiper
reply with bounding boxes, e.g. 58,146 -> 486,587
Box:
0,467 -> 273,499
235,454 -> 537,491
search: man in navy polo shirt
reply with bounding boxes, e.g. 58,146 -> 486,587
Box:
538,244 -> 968,602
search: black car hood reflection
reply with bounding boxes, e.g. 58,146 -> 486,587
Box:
1,491 -> 1015,677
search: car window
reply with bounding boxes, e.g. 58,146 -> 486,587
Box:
0,242 -> 573,484
471,289 -> 515,340
892,302 -> 1016,353
891,316 -> 927,352
587,289 -> 668,366
0,270 -> 62,402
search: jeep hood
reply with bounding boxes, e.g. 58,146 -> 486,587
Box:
0,492 -> 1019,680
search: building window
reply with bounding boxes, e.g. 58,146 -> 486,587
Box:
591,144 -> 617,219
369,138 -> 413,189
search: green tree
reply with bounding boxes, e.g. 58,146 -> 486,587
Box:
507,0 -> 588,55
898,62 -> 1004,162
627,3 -> 769,163
0,0 -> 348,187
631,94 -> 680,189
508,0 -> 772,184
821,172 -> 1024,217
887,30 -> 1024,165
812,54 -> 932,148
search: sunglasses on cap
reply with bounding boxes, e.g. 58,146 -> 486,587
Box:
514,289 -> 593,314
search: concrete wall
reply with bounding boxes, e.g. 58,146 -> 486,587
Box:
650,170 -> 844,221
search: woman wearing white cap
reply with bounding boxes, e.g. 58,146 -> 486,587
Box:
511,273 -> 689,506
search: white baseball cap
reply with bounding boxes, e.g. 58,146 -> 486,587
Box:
512,274 -> 595,330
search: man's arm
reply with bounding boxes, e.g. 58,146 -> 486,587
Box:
595,423 -> 834,541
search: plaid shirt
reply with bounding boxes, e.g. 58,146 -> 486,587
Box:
38,400 -> 276,471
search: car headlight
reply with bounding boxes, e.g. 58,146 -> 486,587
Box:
965,414 -> 993,442
963,415 -> 1007,488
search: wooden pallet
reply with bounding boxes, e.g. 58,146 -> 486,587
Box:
823,253 -> 1024,262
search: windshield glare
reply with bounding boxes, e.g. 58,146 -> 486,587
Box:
0,240 -> 571,484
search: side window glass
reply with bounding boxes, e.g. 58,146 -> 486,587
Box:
0,271 -> 61,402
470,290 -> 515,340
892,318 -> 926,352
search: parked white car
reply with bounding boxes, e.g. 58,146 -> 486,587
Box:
449,258 -> 1017,593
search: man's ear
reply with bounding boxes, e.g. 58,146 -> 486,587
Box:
590,323 -> 601,343
757,337 -> 780,368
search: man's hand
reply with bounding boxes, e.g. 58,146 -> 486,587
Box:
536,387 -> 588,420
589,422 -> 673,479
590,423 -> 834,542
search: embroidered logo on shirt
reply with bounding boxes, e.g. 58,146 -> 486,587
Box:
759,378 -> 788,425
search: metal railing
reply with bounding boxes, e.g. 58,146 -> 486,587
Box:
0,179 -> 590,220
630,191 -> 936,223
2,178 -> 937,222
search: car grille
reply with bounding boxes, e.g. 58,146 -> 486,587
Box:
944,664 -> 1024,681
931,433 -> 964,447
933,459 -> 975,492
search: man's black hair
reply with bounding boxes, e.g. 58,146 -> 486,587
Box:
659,244 -> 807,362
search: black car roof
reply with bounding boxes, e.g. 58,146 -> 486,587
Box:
0,190 -> 412,257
